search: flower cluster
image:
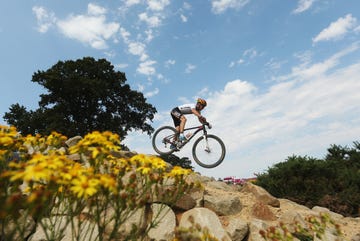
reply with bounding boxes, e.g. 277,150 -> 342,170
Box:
0,125 -> 193,241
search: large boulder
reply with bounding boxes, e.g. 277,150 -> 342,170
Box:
179,207 -> 232,241
203,190 -> 242,216
148,204 -> 176,241
241,182 -> 280,207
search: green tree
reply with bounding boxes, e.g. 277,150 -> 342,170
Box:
4,57 -> 157,139
159,154 -> 194,170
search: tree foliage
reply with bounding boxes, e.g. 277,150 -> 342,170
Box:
4,57 -> 157,139
159,154 -> 194,170
255,142 -> 360,217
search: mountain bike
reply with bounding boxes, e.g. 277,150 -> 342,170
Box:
152,122 -> 226,168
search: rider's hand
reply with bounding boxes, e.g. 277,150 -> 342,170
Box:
198,116 -> 206,123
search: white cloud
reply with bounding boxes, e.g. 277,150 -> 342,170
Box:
293,50 -> 313,66
165,59 -> 175,68
120,27 -> 131,43
128,41 -> 145,55
56,4 -> 119,49
88,3 -> 107,15
185,63 -> 196,73
32,6 -> 56,33
243,47 -> 258,58
292,0 -> 316,14
144,88 -> 159,98
115,63 -> 129,69
229,48 -> 258,68
137,60 -> 157,75
139,12 -> 162,28
144,29 -> 154,42
178,96 -> 191,104
147,0 -> 170,12
265,58 -> 287,72
229,59 -> 244,68
355,25 -> 360,33
286,41 -> 360,80
197,87 -> 210,97
183,2 -> 191,10
313,14 -> 357,43
180,14 -> 188,23
124,0 -> 141,7
127,41 -> 149,61
211,0 -> 250,14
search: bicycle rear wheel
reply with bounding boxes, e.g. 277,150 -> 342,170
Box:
192,134 -> 225,168
152,126 -> 177,155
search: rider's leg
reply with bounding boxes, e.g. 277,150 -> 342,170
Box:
174,126 -> 180,140
179,116 -> 187,140
179,116 -> 187,132
171,109 -> 181,140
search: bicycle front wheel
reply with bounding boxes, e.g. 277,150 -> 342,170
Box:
192,134 -> 226,168
152,126 -> 177,155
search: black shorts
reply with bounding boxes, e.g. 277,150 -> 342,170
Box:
171,107 -> 182,127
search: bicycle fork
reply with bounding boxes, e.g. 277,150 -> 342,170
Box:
203,135 -> 211,153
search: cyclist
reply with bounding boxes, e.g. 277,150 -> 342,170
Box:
170,98 -> 207,148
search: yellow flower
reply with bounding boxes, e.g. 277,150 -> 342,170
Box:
150,156 -> 167,170
10,160 -> 51,182
23,163 -> 51,182
98,174 -> 117,193
9,154 -> 72,183
70,175 -> 100,198
167,166 -> 192,177
0,136 -> 14,147
89,146 -> 100,159
45,132 -> 67,146
137,166 -> 151,175
68,131 -> 121,156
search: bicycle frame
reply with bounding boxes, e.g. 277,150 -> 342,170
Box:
166,123 -> 210,149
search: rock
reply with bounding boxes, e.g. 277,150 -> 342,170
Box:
65,136 -> 82,147
148,204 -> 176,241
352,233 -> 360,241
247,219 -> 268,241
312,206 -> 344,220
179,207 -> 232,241
110,150 -> 137,158
251,201 -> 277,221
204,190 -> 242,216
205,180 -> 236,192
222,216 -> 249,241
241,182 -> 280,207
30,216 -> 98,241
174,193 -> 197,211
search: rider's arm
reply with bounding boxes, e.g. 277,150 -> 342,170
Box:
191,108 -> 202,118
192,108 -> 207,123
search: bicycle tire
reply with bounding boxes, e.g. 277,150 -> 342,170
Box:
152,126 -> 177,155
192,134 -> 226,168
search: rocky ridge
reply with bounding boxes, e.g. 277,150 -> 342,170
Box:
30,137 -> 360,241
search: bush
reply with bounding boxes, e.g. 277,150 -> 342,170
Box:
255,142 -> 360,217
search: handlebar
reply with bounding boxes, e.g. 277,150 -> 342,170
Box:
204,122 -> 212,129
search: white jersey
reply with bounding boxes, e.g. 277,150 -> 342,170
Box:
178,104 -> 196,115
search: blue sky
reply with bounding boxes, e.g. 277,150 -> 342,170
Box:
1,0 -> 360,179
